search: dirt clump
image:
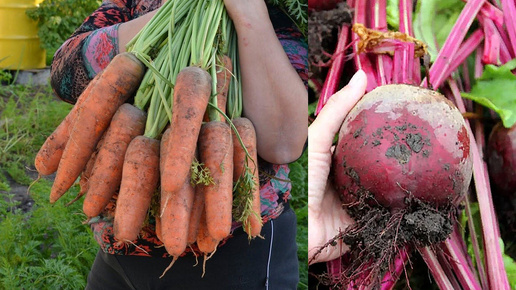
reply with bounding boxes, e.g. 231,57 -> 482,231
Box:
311,182 -> 455,288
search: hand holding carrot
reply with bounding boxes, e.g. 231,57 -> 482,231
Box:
308,70 -> 366,265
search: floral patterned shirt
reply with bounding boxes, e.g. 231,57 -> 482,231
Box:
50,0 -> 308,257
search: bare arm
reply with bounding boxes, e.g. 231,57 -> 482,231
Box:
225,0 -> 308,164
117,9 -> 158,53
119,1 -> 308,164
117,0 -> 169,52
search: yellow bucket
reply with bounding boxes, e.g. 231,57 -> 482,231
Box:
0,0 -> 46,70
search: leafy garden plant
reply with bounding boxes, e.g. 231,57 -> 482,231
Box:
26,0 -> 100,64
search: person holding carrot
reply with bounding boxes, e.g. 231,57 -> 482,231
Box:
50,0 -> 307,289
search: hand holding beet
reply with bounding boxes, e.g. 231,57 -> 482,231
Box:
308,70 -> 367,264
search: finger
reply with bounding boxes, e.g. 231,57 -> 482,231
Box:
309,70 -> 367,152
309,182 -> 353,264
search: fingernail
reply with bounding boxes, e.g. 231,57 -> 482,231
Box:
348,70 -> 365,87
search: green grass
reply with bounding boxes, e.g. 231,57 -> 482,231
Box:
0,181 -> 98,289
0,84 -> 72,187
0,82 -> 97,289
290,151 -> 308,289
0,82 -> 309,289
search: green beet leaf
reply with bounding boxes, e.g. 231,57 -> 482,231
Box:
462,58 -> 516,128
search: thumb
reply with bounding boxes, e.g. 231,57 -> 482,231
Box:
308,70 -> 367,205
309,70 -> 367,152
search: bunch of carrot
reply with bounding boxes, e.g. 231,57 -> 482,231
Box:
34,0 -> 262,275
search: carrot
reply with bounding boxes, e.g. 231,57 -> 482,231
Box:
160,67 -> 212,196
160,174 -> 195,258
113,135 -> 160,245
203,55 -> 232,122
187,185 -> 205,245
79,148 -> 98,197
159,126 -> 171,177
198,121 -> 234,241
195,208 -> 221,277
82,103 -> 147,218
34,71 -> 103,176
160,124 -> 196,257
159,178 -> 195,279
49,52 -> 145,203
232,117 -> 262,238
65,133 -> 104,207
196,208 -> 220,255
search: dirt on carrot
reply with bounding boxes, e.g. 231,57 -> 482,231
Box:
83,103 -> 147,218
160,174 -> 195,258
113,135 -> 160,245
49,52 -> 145,203
160,67 -> 212,198
187,185 -> 206,245
198,121 -> 234,241
34,71 -> 103,176
231,117 -> 262,238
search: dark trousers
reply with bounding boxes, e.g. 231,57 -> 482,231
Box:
86,207 -> 299,290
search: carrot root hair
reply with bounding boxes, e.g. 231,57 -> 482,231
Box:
159,256 -> 179,279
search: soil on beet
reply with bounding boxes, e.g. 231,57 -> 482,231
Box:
310,184 -> 456,288
308,3 -> 352,85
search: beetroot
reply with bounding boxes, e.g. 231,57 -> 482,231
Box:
326,84 -> 473,285
333,84 -> 473,210
487,122 -> 516,196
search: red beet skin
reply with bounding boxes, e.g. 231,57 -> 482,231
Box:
332,84 -> 473,210
487,122 -> 516,196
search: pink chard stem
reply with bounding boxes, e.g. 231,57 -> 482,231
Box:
436,250 -> 462,290
501,0 -> 516,57
402,42 -> 414,84
353,0 -> 379,92
479,15 -> 513,64
428,0 -> 486,89
482,17 -> 502,65
379,247 -> 409,290
445,29 -> 484,80
371,0 -> 392,86
447,79 -> 510,289
461,61 -> 471,92
493,20 -> 514,59
465,193 -> 489,289
463,0 -> 505,27
442,234 -> 482,289
399,0 -> 421,84
392,42 -> 414,85
315,25 -> 350,116
419,247 -> 455,290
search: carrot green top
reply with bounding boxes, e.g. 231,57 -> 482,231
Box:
50,0 -> 307,257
